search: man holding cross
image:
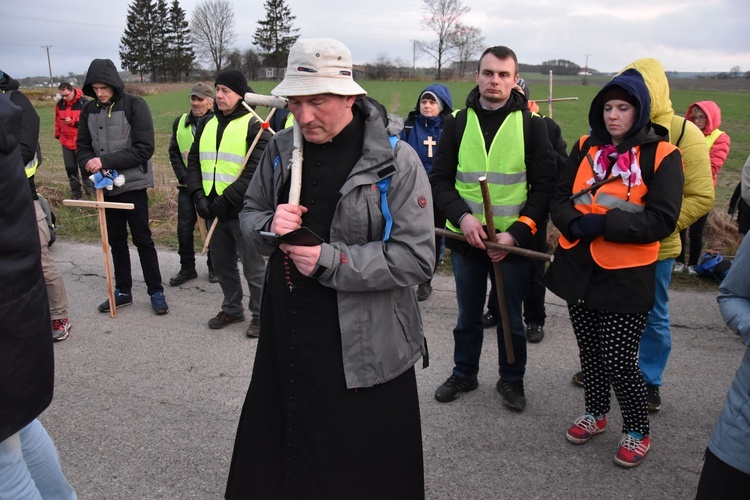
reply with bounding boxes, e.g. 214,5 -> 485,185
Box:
400,83 -> 453,301
77,58 -> 168,316
430,45 -> 556,411
186,70 -> 271,337
231,38 -> 434,498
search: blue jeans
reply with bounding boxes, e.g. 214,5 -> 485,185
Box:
451,252 -> 529,381
639,258 -> 673,387
0,419 -> 76,499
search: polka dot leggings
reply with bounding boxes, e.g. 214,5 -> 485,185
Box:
569,303 -> 650,437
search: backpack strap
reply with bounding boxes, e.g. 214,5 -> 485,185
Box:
375,136 -> 400,241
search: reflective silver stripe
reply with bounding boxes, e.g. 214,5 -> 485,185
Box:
484,170 -> 526,185
465,199 -> 526,217
213,172 -> 237,183
596,193 -> 645,213
201,172 -> 214,182
216,152 -> 244,164
199,152 -> 218,161
573,193 -> 593,205
456,170 -> 526,185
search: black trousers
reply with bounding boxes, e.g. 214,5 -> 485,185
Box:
176,187 -> 213,272
105,189 -> 164,296
695,447 -> 750,499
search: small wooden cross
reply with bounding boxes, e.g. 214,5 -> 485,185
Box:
63,189 -> 134,318
423,136 -> 437,158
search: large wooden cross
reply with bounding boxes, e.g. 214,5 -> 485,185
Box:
63,188 -> 134,317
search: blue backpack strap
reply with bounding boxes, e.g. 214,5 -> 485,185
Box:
376,135 -> 400,241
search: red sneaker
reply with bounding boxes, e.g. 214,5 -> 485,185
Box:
52,318 -> 71,342
614,434 -> 651,468
566,414 -> 606,444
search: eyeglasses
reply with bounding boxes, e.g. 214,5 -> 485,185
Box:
60,92 -> 71,98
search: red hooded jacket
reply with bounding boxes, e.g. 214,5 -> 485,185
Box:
54,87 -> 88,150
686,100 -> 730,186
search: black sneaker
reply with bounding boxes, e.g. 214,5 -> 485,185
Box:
207,311 -> 245,329
208,270 -> 219,283
169,269 -> 197,286
434,375 -> 478,403
482,311 -> 499,329
572,370 -> 585,387
497,378 -> 527,412
526,323 -> 545,343
98,289 -> 133,312
646,384 -> 661,412
416,280 -> 432,301
245,317 -> 260,338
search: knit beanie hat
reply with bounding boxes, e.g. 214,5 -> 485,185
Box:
601,85 -> 638,107
421,90 -> 444,112
214,69 -> 248,97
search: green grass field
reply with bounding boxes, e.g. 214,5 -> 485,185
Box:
31,79 -> 750,254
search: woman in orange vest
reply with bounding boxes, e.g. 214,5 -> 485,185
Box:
675,100 -> 730,274
545,69 -> 684,468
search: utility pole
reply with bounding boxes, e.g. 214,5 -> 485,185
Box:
42,45 -> 53,86
583,53 -> 591,86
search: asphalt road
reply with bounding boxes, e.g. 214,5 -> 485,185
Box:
40,240 -> 742,499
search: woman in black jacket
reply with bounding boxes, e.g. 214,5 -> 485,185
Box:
545,69 -> 683,468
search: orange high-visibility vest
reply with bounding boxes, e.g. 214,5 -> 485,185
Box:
558,137 -> 677,269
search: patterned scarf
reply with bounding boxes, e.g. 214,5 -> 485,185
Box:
588,145 -> 642,187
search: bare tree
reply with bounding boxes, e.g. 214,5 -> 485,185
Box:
449,24 -> 484,76
419,0 -> 470,80
191,0 -> 236,74
730,65 -> 741,78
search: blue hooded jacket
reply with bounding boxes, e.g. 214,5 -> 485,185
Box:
400,83 -> 453,175
588,68 -> 651,145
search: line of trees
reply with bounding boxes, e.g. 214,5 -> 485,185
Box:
119,0 -> 299,82
119,0 -> 195,82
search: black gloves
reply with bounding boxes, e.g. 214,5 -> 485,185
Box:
210,196 -> 230,222
195,196 -> 212,220
569,214 -> 606,242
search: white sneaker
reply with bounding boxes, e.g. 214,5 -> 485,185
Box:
687,265 -> 698,276
673,262 -> 685,273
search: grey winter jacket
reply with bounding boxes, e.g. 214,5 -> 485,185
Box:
711,233 -> 750,475
76,58 -> 155,195
240,98 -> 435,389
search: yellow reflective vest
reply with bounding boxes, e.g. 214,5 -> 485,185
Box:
445,108 -> 527,233
198,113 -> 252,196
175,113 -> 194,165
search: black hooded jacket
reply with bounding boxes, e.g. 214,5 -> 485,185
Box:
0,72 -> 41,198
76,58 -> 155,195
0,94 -> 54,442
430,86 -> 557,256
545,69 -> 684,313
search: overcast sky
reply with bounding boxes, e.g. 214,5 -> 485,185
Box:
3,0 -> 749,79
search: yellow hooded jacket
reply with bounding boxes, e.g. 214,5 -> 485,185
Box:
620,58 -> 714,260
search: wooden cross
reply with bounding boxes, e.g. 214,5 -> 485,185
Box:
423,136 -> 437,158
63,188 -> 134,318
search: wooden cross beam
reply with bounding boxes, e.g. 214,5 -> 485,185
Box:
63,189 -> 134,318
546,70 -> 579,118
